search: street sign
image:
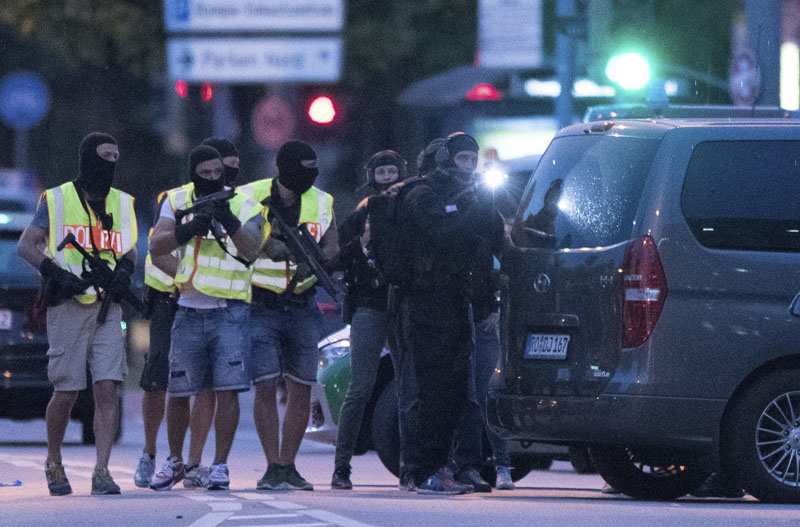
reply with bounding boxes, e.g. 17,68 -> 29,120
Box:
167,38 -> 342,82
0,72 -> 50,131
164,0 -> 344,32
478,0 -> 543,69
252,96 -> 296,150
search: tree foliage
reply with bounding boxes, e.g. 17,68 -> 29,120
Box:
0,0 -> 164,76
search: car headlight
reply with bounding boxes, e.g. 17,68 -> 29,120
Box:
318,340 -> 350,370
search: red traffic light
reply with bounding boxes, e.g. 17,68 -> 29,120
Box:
466,83 -> 502,101
201,83 -> 213,102
175,80 -> 188,98
307,95 -> 336,125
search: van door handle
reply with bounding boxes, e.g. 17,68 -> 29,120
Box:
790,293 -> 800,317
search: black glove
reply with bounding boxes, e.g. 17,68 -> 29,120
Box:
212,200 -> 241,237
174,213 -> 212,245
39,258 -> 90,301
109,257 -> 134,302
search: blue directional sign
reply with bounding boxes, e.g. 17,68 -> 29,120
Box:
0,72 -> 51,131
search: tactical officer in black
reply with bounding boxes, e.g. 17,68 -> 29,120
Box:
396,132 -> 504,494
330,150 -> 408,489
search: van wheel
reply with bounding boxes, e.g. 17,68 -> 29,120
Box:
726,370 -> 800,503
590,445 -> 709,500
371,379 -> 400,478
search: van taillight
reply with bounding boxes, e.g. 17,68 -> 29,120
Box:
622,235 -> 667,347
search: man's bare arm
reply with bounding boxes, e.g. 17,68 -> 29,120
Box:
149,217 -> 179,257
17,224 -> 48,270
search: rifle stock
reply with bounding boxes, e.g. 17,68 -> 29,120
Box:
265,197 -> 340,302
57,232 -> 145,322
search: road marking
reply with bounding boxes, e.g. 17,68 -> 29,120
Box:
263,500 -> 306,510
306,510 -> 375,527
188,512 -> 236,527
183,491 -> 374,527
229,524 -> 328,527
7,460 -> 39,468
232,492 -> 274,500
228,513 -> 302,520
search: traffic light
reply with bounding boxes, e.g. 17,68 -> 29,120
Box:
605,52 -> 651,91
298,87 -> 348,144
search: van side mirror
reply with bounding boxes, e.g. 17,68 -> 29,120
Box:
790,293 -> 800,317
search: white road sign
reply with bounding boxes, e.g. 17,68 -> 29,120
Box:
479,0 -> 543,69
167,38 -> 342,82
165,0 -> 344,32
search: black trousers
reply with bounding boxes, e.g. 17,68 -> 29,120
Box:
398,297 -> 471,486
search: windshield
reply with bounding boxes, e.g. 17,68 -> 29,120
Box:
512,135 -> 659,249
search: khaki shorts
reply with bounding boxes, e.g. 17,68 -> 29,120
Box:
46,299 -> 127,391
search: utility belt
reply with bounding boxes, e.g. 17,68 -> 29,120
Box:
251,285 -> 317,309
144,287 -> 178,318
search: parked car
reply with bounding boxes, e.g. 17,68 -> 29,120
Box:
307,325 -> 595,484
487,116 -> 800,502
0,192 -> 120,444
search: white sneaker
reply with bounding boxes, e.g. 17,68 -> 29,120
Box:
496,466 -> 515,490
183,465 -> 210,489
149,456 -> 184,491
207,463 -> 229,491
134,453 -> 155,488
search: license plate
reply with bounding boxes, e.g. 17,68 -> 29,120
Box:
0,309 -> 11,330
524,333 -> 570,360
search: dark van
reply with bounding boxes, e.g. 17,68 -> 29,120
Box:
487,118 -> 800,502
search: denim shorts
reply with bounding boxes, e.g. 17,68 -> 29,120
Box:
251,295 -> 321,386
167,300 -> 251,396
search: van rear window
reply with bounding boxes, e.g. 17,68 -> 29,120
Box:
512,135 -> 658,249
681,140 -> 800,252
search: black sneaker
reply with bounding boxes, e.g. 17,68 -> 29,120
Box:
456,468 -> 492,493
284,463 -> 313,491
331,465 -> 352,490
690,473 -> 745,498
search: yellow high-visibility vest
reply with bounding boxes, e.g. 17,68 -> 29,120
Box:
44,182 -> 137,305
143,189 -> 179,293
238,178 -> 333,294
169,185 -> 263,301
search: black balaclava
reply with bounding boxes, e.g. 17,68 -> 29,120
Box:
189,145 -> 224,196
365,150 -> 407,192
77,132 -> 117,199
276,140 -> 318,195
201,137 -> 239,187
416,137 -> 446,177
435,132 -> 480,182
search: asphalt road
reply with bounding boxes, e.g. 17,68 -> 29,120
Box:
2,390 -> 800,527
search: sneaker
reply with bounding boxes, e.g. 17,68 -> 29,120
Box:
398,472 -> 416,491
207,463 -> 230,491
416,468 -> 468,495
45,462 -> 72,496
91,467 -> 121,495
284,463 -> 313,491
495,466 -> 515,490
457,468 -> 492,493
150,456 -> 184,491
443,467 -> 473,493
690,473 -> 745,498
601,482 -> 623,495
257,464 -> 289,491
184,465 -> 210,489
331,465 -> 352,490
134,453 -> 156,488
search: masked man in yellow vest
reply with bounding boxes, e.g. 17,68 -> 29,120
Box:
17,132 -> 137,496
134,137 -> 240,490
148,145 -> 264,491
238,140 -> 338,491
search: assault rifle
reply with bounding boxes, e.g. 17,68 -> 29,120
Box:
56,232 -> 146,323
264,196 -> 340,302
174,188 -> 236,241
